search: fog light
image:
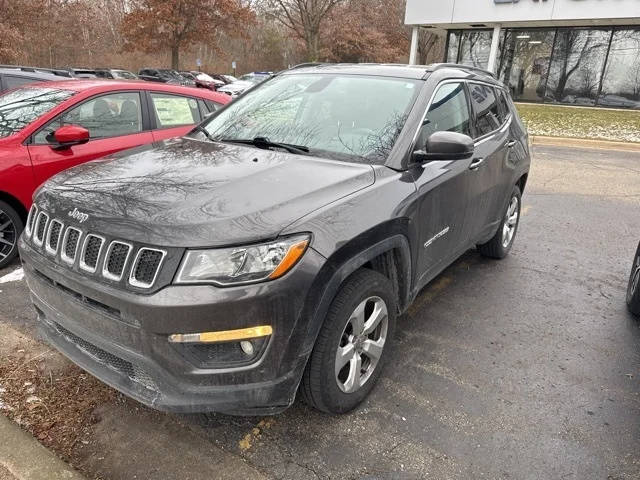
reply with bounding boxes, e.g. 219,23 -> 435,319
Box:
240,340 -> 255,356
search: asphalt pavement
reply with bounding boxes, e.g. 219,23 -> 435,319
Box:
0,144 -> 638,479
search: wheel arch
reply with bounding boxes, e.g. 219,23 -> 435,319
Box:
299,219 -> 415,356
0,190 -> 28,224
517,172 -> 528,194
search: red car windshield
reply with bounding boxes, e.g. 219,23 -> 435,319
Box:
0,87 -> 75,138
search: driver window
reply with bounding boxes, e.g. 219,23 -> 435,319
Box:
418,82 -> 471,148
33,92 -> 142,144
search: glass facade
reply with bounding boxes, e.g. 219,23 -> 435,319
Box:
446,27 -> 640,109
599,28 -> 640,108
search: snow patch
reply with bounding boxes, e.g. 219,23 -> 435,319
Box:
0,267 -> 24,283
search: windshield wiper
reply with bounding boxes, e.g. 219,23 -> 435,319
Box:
219,137 -> 310,155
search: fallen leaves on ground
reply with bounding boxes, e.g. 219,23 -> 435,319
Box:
0,349 -> 116,463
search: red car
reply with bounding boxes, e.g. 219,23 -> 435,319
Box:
0,79 -> 230,268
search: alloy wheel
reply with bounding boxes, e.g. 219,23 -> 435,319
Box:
335,296 -> 388,394
0,208 -> 17,263
502,196 -> 519,248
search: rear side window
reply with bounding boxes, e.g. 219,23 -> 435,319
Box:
4,75 -> 37,90
495,88 -> 511,124
469,83 -> 501,138
418,82 -> 471,146
150,93 -> 201,128
34,91 -> 143,143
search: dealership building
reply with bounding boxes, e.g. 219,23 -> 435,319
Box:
406,0 -> 640,109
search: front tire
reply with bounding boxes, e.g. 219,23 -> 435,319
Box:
300,269 -> 397,414
0,200 -> 23,269
478,185 -> 522,259
627,243 -> 640,316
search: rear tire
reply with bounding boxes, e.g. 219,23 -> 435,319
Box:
300,269 -> 396,414
627,243 -> 640,316
0,200 -> 22,269
478,185 -> 521,259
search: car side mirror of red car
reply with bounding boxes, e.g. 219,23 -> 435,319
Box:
52,125 -> 90,150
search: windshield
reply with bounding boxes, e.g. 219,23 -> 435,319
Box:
0,87 -> 74,138
159,70 -> 181,80
114,71 -> 137,79
197,74 -> 421,164
239,74 -> 268,84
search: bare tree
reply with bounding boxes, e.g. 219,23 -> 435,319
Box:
269,0 -> 343,61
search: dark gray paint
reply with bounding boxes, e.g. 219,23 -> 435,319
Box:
19,64 -> 530,414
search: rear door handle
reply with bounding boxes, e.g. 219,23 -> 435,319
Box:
469,157 -> 484,170
506,140 -> 517,148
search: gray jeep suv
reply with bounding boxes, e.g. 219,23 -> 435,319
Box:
19,64 -> 530,415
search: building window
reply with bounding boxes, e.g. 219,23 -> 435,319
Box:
446,26 -> 640,109
544,28 -> 612,106
446,31 -> 461,64
498,29 -> 556,103
446,30 -> 494,69
459,31 -> 493,69
598,28 -> 640,109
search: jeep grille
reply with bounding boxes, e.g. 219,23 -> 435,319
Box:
27,208 -> 166,289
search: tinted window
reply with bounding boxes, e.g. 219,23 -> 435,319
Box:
34,92 -> 143,143
469,83 -> 501,137
0,87 -> 74,138
418,82 -> 471,146
495,88 -> 511,124
150,93 -> 201,127
4,76 -> 38,90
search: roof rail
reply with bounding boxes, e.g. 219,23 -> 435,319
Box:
430,63 -> 496,79
289,62 -> 325,70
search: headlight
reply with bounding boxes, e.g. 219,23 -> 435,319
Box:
175,234 -> 310,286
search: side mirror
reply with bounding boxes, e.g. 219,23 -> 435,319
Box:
52,125 -> 90,150
413,131 -> 474,162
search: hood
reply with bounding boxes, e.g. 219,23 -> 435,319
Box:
35,138 -> 375,248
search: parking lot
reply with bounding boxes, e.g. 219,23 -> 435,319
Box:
1,144 -> 639,480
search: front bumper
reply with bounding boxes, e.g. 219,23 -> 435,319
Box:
19,236 -> 325,415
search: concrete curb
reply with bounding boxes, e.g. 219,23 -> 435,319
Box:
0,415 -> 85,480
531,135 -> 640,152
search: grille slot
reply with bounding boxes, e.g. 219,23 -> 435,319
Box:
25,205 -> 38,238
45,220 -> 63,255
103,241 -> 132,281
129,248 -> 165,288
33,212 -> 49,246
79,234 -> 105,273
61,227 -> 82,264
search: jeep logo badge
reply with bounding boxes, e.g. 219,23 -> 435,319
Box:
68,208 -> 89,223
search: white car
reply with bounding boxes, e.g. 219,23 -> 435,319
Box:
217,73 -> 271,98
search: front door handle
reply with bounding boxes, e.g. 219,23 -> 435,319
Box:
506,140 -> 517,148
469,157 -> 484,170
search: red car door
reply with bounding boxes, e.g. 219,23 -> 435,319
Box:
147,92 -> 203,141
27,91 -> 153,188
